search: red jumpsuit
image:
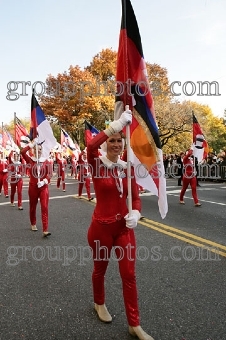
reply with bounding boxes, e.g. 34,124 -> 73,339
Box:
87,131 -> 141,327
77,152 -> 92,200
21,146 -> 52,231
180,152 -> 199,204
56,153 -> 67,191
70,153 -> 78,177
8,151 -> 23,208
0,156 -> 9,197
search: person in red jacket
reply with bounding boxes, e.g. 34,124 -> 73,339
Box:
77,148 -> 93,201
8,149 -> 24,210
179,148 -> 201,206
55,151 -> 67,192
21,138 -> 52,236
0,150 -> 9,197
87,110 -> 154,340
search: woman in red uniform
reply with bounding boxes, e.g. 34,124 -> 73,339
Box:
77,149 -> 93,201
87,110 -> 154,340
0,150 -> 9,198
55,151 -> 67,192
8,149 -> 23,210
179,148 -> 201,206
21,138 -> 52,236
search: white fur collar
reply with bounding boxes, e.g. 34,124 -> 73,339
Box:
100,155 -> 127,169
30,157 -> 46,162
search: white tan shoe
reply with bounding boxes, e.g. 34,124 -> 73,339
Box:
31,225 -> 38,231
94,303 -> 112,323
129,325 -> 154,340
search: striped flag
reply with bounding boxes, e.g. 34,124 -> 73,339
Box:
30,93 -> 57,158
115,0 -> 168,218
15,116 -> 29,146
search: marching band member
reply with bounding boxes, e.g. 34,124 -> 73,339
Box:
56,151 -> 67,192
0,148 -> 9,198
8,149 -> 23,210
21,138 -> 52,237
87,110 -> 154,340
179,148 -> 201,206
77,148 -> 93,201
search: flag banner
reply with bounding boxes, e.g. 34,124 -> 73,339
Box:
192,112 -> 209,162
61,127 -> 81,156
84,120 -> 99,146
30,93 -> 57,158
115,0 -> 168,218
1,127 -> 19,154
15,116 -> 29,147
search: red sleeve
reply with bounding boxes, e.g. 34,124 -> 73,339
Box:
87,131 -> 108,169
20,146 -> 31,164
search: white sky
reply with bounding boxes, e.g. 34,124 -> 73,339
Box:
0,0 -> 225,126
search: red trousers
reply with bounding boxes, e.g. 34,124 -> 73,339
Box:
78,177 -> 91,199
87,218 -> 140,327
57,171 -> 66,190
180,176 -> 198,204
10,178 -> 23,207
0,172 -> 8,196
28,184 -> 49,232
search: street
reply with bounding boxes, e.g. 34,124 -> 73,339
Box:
0,176 -> 226,340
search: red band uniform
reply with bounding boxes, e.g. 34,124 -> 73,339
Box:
77,150 -> 92,200
21,143 -> 52,233
56,152 -> 67,191
87,131 -> 141,327
8,150 -> 23,209
0,153 -> 9,197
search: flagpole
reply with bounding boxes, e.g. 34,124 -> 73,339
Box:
14,112 -> 16,145
122,0 -> 132,216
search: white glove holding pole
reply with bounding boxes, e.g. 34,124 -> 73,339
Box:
105,109 -> 132,136
28,137 -> 39,149
124,210 -> 141,229
37,178 -> 48,188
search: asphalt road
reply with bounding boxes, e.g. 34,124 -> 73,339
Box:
0,176 -> 226,340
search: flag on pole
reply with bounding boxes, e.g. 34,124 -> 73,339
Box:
192,112 -> 209,162
30,93 -> 57,158
115,0 -> 168,218
60,127 -> 81,156
15,116 -> 29,147
84,121 -> 99,146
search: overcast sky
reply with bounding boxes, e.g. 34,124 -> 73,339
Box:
1,0 -> 225,126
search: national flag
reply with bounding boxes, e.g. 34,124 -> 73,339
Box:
60,127 -> 81,156
84,121 -> 99,146
192,112 -> 209,162
115,0 -> 168,218
30,93 -> 57,158
15,116 -> 29,146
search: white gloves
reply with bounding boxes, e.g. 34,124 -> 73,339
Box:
37,178 -> 48,188
28,137 -> 39,149
3,169 -> 8,173
124,210 -> 141,229
105,110 -> 132,137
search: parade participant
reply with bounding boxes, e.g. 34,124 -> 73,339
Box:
176,152 -> 185,186
87,110 -> 154,340
55,151 -> 67,192
77,148 -> 93,201
21,138 -> 52,236
8,149 -> 23,210
70,152 -> 78,177
0,150 -> 9,197
179,149 -> 201,206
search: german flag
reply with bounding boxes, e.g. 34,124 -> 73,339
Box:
115,0 -> 168,218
